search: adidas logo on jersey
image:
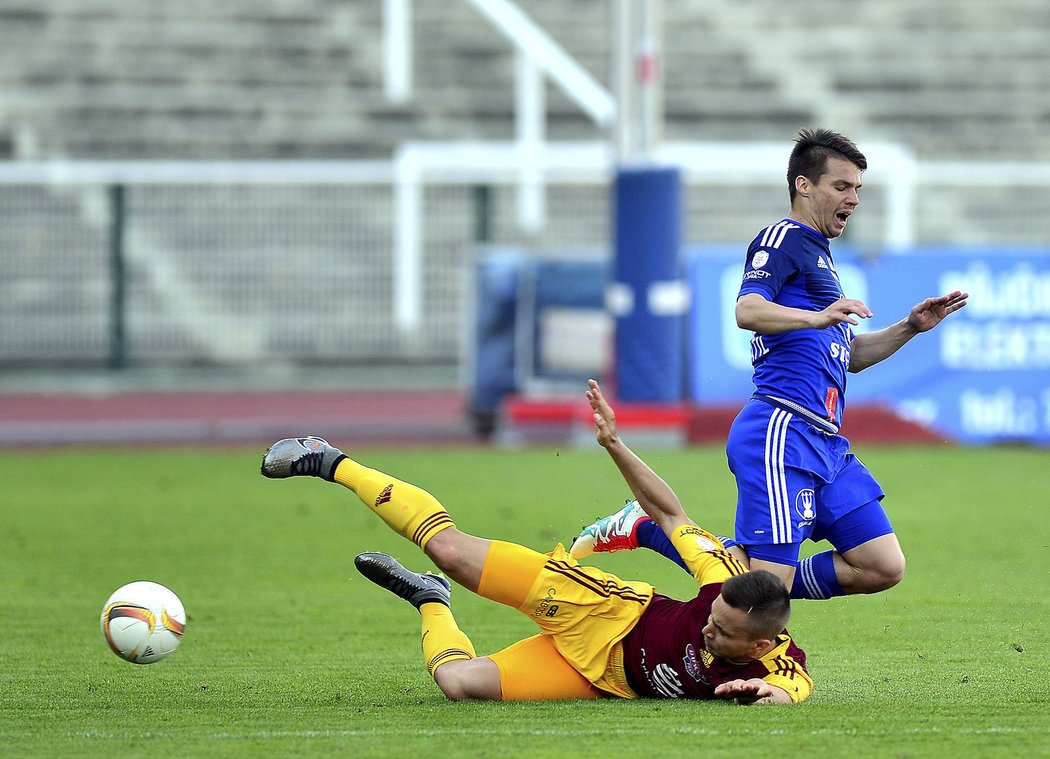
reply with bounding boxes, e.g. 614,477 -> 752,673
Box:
817,256 -> 828,269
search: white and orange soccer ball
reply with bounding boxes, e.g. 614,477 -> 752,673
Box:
100,581 -> 186,664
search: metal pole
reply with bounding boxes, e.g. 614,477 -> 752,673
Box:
637,0 -> 663,157
515,51 -> 545,232
108,184 -> 127,370
473,184 -> 492,243
612,0 -> 633,162
383,0 -> 412,103
393,148 -> 422,333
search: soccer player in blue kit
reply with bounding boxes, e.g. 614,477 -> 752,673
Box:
574,129 -> 968,602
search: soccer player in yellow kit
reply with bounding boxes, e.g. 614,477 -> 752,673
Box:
261,380 -> 812,705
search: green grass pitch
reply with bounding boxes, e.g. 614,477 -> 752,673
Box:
1,443 -> 1047,757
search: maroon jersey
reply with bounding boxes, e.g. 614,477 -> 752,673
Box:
621,584 -> 811,701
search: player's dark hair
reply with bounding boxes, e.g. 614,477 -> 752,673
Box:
720,570 -> 791,639
787,128 -> 867,202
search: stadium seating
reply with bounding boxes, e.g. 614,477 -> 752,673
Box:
0,0 -> 1046,371
0,0 -> 1045,160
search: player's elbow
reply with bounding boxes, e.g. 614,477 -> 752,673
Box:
435,671 -> 480,701
847,354 -> 872,373
735,294 -> 769,331
433,661 -> 501,701
735,302 -> 756,330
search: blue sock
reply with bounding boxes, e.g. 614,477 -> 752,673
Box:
635,520 -> 690,573
791,551 -> 844,600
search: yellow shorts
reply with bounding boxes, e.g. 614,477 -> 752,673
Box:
488,634 -> 604,700
477,540 -> 653,699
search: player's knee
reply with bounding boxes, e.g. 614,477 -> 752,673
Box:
882,552 -> 906,588
422,530 -> 464,574
862,552 -> 905,593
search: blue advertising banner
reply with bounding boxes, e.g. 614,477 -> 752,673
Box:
688,247 -> 1050,445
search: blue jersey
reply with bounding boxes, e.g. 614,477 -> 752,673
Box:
738,219 -> 854,428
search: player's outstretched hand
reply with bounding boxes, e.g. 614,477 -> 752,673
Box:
586,379 -> 619,448
818,297 -> 873,327
906,290 -> 969,333
714,678 -> 776,705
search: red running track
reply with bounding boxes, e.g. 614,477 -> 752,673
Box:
0,390 -> 478,447
0,390 -> 944,449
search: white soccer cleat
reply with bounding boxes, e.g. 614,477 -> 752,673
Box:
569,499 -> 652,559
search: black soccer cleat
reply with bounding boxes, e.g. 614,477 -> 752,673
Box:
260,436 -> 347,481
354,552 -> 451,610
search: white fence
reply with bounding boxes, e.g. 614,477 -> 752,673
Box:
1,146 -> 1048,368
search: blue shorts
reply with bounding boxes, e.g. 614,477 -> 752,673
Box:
726,398 -> 889,564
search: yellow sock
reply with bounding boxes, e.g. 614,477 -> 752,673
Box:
670,524 -> 748,585
333,458 -> 455,550
420,602 -> 475,677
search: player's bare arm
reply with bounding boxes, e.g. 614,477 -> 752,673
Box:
849,290 -> 968,372
586,379 -> 691,535
713,678 -> 793,706
736,292 -> 872,334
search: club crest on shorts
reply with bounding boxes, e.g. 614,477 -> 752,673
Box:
795,489 -> 816,525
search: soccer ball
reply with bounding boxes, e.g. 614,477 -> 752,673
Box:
100,581 -> 186,664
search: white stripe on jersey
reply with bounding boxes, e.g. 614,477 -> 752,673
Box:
759,221 -> 786,247
750,335 -> 768,364
764,408 -> 792,544
771,222 -> 797,249
758,221 -> 799,250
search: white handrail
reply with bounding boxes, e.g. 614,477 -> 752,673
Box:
384,0 -> 620,233
24,147 -> 1050,337
515,51 -> 545,232
391,139 -> 922,332
659,141 -> 920,251
0,160 -> 395,184
464,0 -> 615,127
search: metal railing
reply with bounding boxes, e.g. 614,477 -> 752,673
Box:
2,150 -> 1048,369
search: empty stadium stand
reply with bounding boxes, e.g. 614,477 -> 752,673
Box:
0,0 -> 1045,160
1,1 -> 1047,376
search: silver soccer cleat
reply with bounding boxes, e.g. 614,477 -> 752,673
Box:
260,436 -> 347,481
354,552 -> 452,610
